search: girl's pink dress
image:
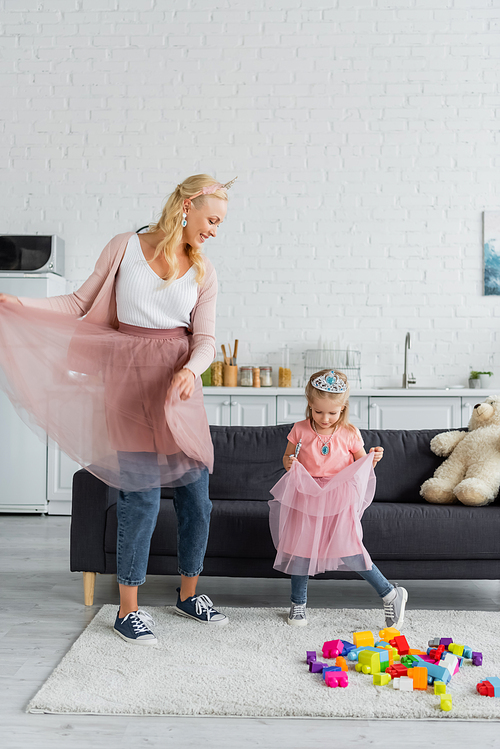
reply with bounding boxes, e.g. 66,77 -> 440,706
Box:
268,421 -> 376,576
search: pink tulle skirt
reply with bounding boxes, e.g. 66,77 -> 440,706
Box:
268,453 -> 376,576
0,302 -> 213,491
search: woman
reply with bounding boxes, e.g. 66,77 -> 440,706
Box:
0,174 -> 235,644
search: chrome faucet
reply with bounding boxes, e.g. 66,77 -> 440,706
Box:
402,332 -> 416,388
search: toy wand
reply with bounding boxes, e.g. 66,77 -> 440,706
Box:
294,439 -> 302,458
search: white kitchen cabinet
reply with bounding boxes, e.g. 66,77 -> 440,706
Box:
203,394 -> 276,426
47,440 -> 82,515
369,397 -> 462,430
277,394 -> 369,429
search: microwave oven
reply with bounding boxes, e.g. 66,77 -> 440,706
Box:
0,235 -> 65,276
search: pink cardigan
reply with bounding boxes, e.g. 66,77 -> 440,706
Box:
20,231 -> 217,378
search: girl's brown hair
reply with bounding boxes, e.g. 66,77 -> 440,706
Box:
145,174 -> 228,286
305,369 -> 357,434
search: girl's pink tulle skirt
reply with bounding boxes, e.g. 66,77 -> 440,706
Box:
268,454 -> 376,576
0,303 -> 213,491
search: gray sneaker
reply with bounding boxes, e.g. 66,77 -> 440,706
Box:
383,584 -> 408,628
287,603 -> 308,627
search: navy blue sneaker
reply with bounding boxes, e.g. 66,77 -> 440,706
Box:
113,609 -> 158,645
174,588 -> 228,625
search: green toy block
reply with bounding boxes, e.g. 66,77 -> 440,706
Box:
434,680 -> 447,695
401,655 -> 419,667
373,672 -> 391,686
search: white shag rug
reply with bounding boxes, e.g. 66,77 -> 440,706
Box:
27,605 -> 500,719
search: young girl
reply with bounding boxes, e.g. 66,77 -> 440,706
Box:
268,369 -> 408,628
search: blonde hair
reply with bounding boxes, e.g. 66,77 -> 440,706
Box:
145,174 -> 229,286
305,369 -> 357,434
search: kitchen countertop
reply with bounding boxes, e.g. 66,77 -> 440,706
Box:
202,387 -> 498,397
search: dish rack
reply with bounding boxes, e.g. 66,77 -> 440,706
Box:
303,349 -> 362,388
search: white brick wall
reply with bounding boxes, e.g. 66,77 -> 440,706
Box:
2,0 -> 499,388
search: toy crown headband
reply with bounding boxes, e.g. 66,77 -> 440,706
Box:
311,371 -> 348,393
184,176 -> 238,201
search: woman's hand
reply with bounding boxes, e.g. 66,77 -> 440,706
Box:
0,293 -> 21,305
168,367 -> 196,401
369,446 -> 384,465
283,454 -> 298,472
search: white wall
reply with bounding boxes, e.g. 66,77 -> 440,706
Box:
2,0 -> 500,388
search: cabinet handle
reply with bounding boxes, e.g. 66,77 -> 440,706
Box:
370,403 -> 378,409
223,400 -> 230,406
232,401 -> 238,406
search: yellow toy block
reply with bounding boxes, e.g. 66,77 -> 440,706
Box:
434,680 -> 447,695
355,650 -> 381,675
336,656 -> 348,672
448,643 -> 465,657
373,672 -> 391,686
440,694 -> 452,712
353,630 -> 375,648
379,627 -> 400,641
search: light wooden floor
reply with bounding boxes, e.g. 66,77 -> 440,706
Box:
1,514 -> 500,749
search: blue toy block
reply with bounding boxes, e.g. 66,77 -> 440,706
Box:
340,640 -> 356,656
463,647 -> 473,659
347,646 -> 389,663
322,666 -> 342,680
488,676 -> 500,697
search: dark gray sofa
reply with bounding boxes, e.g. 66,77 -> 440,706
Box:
70,425 -> 500,605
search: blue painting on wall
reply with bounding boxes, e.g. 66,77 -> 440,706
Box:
484,211 -> 500,295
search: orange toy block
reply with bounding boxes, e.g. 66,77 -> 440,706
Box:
409,667 -> 428,690
376,645 -> 394,665
409,649 -> 426,656
336,656 -> 348,672
353,630 -> 375,648
379,627 -> 400,641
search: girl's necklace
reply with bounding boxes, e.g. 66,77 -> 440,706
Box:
311,421 -> 334,456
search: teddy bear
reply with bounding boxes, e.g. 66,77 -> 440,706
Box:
420,395 -> 500,507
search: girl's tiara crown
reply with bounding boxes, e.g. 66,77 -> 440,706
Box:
311,370 -> 348,393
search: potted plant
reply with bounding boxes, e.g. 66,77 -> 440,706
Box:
469,370 -> 493,388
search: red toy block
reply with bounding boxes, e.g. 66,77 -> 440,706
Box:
322,639 -> 344,659
477,680 -> 495,697
429,645 -> 445,661
389,635 -> 410,656
386,664 -> 408,679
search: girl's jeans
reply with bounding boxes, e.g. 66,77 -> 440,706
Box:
116,452 -> 211,587
290,564 -> 394,605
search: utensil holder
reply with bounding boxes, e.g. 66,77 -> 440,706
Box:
223,364 -> 238,387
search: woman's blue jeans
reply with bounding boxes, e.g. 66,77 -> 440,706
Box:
290,565 -> 394,605
116,452 -> 211,587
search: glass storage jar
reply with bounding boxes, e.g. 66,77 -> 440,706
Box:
240,366 -> 253,387
260,366 -> 273,387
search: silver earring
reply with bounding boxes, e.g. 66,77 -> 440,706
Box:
182,212 -> 187,227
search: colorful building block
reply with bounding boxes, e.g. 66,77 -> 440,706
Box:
434,680 -> 446,695
389,635 -> 410,655
386,664 -> 408,679
306,651 -> 317,665
400,655 -> 419,667
409,667 -> 428,690
322,666 -> 341,680
340,640 -> 356,656
413,657 -> 451,685
440,694 -> 452,711
379,627 -> 400,642
393,676 -> 413,692
472,652 -> 483,667
347,645 -> 385,662
448,643 -> 464,657
309,660 -> 327,673
353,630 -> 375,648
440,653 -> 459,676
325,670 -> 348,688
427,644 -> 445,661
477,677 -> 500,697
373,673 -> 391,686
463,646 -> 473,659
355,651 -> 381,675
336,656 -> 348,672
322,639 -> 344,658
440,638 -> 453,649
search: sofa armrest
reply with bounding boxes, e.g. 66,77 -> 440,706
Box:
70,468 -> 118,573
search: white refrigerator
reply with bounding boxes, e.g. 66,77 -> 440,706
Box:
0,273 -> 80,513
